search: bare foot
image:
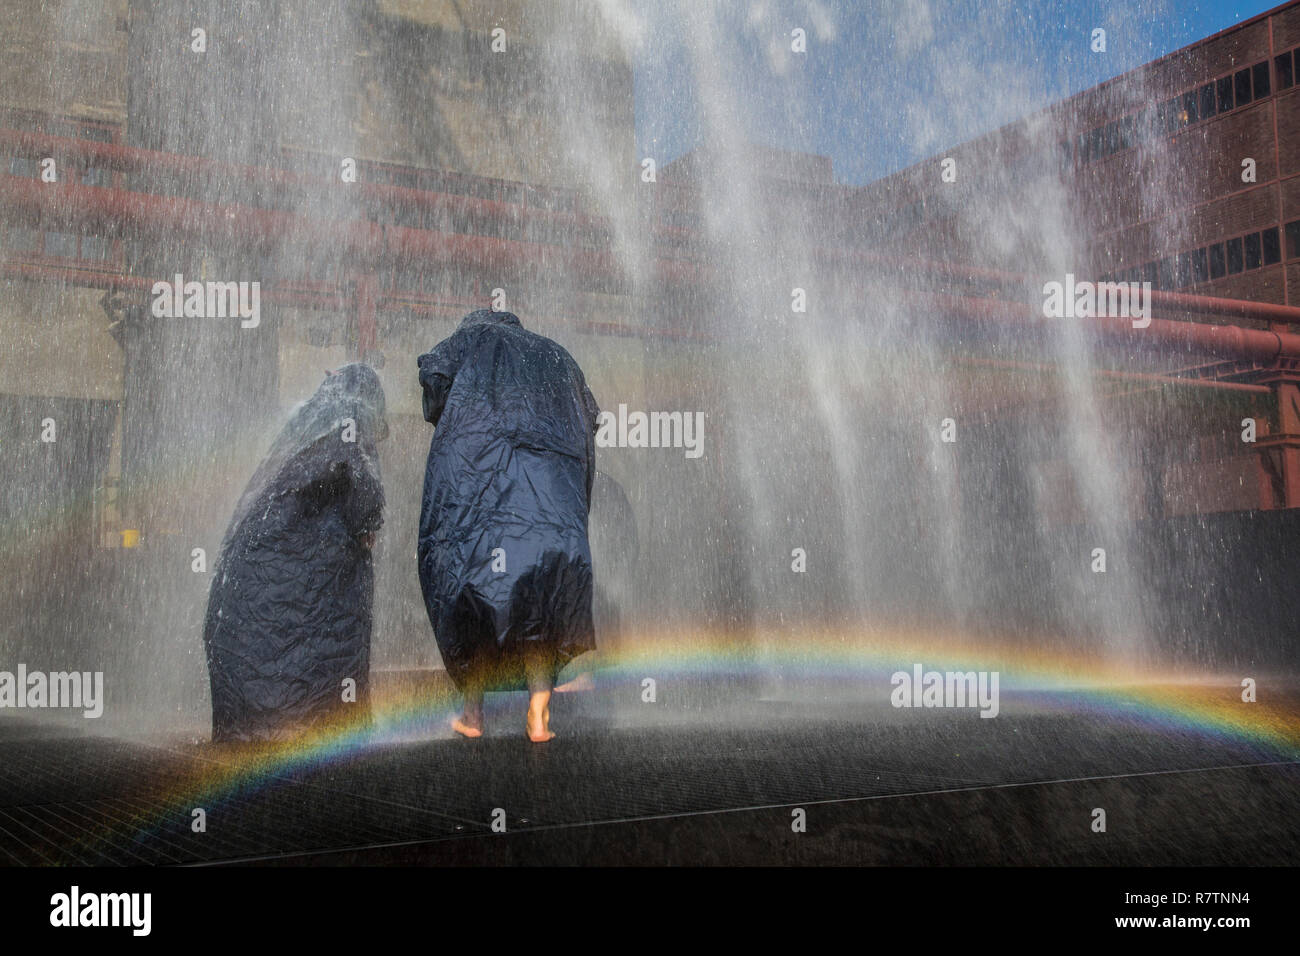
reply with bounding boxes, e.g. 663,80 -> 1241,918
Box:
555,672 -> 594,693
451,716 -> 483,738
526,702 -> 555,743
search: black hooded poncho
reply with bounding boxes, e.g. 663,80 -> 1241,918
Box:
417,310 -> 600,691
203,363 -> 387,743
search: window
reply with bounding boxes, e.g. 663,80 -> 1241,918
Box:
1199,82 -> 1217,119
1105,120 -> 1119,154
1076,132 -> 1090,164
1133,114 -> 1147,146
1090,127 -> 1105,159
1253,60 -> 1271,98
1118,116 -> 1134,149
1235,67 -> 1252,106
1287,220 -> 1300,259
1227,236 -> 1244,273
1115,121 -> 1128,152
82,237 -> 111,260
1278,50 -> 1295,90
392,203 -> 421,228
1142,261 -> 1159,285
1209,243 -> 1226,279
1244,231 -> 1262,270
1192,247 -> 1209,284
80,125 -> 112,144
5,228 -> 40,252
1158,257 -> 1176,288
395,268 -> 420,292
1181,90 -> 1199,125
1262,226 -> 1281,265
1166,96 -> 1184,131
1217,75 -> 1235,112
44,233 -> 78,258
1175,251 -> 1193,287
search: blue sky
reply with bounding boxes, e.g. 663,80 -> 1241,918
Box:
631,0 -> 1283,185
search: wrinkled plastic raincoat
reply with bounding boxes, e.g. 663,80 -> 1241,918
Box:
417,310 -> 599,690
203,364 -> 387,742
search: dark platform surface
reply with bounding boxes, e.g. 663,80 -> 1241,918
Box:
1,687 -> 1298,866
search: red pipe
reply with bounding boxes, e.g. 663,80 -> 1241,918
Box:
14,126 -> 1300,328
2,254 -> 1260,378
13,125 -> 1300,323
1136,288 -> 1300,326
4,174 -> 1297,361
895,291 -> 1300,362
0,258 -> 714,344
0,128 -> 612,238
0,173 -> 710,289
833,251 -> 1300,327
958,356 -> 1272,394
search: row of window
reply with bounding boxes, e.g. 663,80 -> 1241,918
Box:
1,226 -> 115,262
282,147 -> 583,217
1,108 -> 586,223
5,149 -> 118,263
3,153 -> 615,255
0,108 -> 591,248
1278,45 -> 1300,90
1066,52 -> 1288,168
1097,221 -> 1300,290
8,155 -> 111,187
0,109 -> 116,145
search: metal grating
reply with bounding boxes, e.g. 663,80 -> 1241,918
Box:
0,696 -> 1293,865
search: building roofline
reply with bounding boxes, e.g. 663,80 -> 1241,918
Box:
1048,0 -> 1298,114
855,0 -> 1300,196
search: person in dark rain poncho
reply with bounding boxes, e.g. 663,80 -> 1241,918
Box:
418,309 -> 600,742
203,364 -> 387,743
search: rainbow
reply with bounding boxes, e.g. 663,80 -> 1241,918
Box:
81,627 -> 1300,861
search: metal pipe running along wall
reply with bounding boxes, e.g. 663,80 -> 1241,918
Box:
9,127 -> 1300,326
0,172 -> 699,286
900,291 -> 1300,364
0,128 -> 612,239
819,250 -> 1300,328
7,127 -> 1300,320
4,163 -> 1300,362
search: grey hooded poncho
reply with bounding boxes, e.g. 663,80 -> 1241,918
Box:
203,363 -> 387,742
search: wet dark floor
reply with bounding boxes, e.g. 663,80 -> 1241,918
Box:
1,687 -> 1297,865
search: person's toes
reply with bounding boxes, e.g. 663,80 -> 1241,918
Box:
451,717 -> 483,738
525,714 -> 554,742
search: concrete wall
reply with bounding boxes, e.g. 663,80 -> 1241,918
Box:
0,0 -> 128,124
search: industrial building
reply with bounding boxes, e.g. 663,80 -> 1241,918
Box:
2,0 -> 1300,873
3,1 -> 1300,670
